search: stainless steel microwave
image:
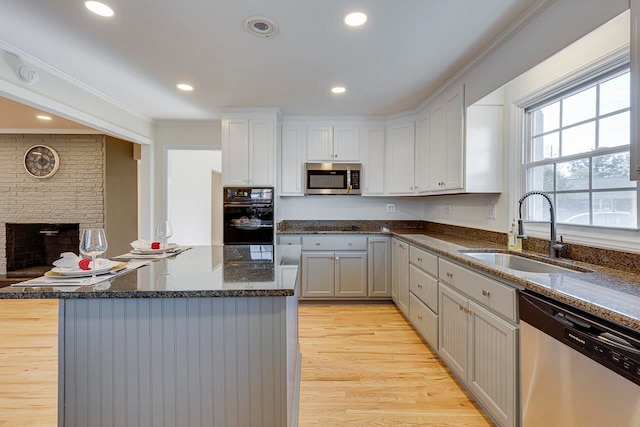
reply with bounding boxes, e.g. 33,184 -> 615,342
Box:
305,163 -> 361,195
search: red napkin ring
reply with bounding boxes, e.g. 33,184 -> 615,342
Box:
151,241 -> 161,250
78,258 -> 91,270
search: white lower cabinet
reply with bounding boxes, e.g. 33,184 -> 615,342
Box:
438,282 -> 518,427
368,237 -> 391,297
409,292 -> 438,349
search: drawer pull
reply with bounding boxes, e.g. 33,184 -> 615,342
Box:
417,257 -> 422,262
315,243 -> 321,246
335,256 -> 340,260
417,315 -> 423,320
417,284 -> 422,289
446,272 -> 453,278
348,243 -> 353,246
482,290 -> 490,297
459,305 -> 464,311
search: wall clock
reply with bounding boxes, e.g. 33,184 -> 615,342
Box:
23,145 -> 60,178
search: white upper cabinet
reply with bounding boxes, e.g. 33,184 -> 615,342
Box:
429,85 -> 464,192
279,125 -> 306,196
222,108 -> 279,187
386,118 -> 416,195
414,111 -> 430,194
361,126 -> 385,195
307,125 -> 360,162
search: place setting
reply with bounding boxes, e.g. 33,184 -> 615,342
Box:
114,221 -> 191,260
13,228 -> 142,289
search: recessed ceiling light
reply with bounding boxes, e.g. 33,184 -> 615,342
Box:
36,115 -> 52,121
245,16 -> 278,38
331,86 -> 346,94
177,83 -> 194,91
85,1 -> 114,17
343,12 -> 367,27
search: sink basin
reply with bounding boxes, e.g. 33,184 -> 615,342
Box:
460,251 -> 590,274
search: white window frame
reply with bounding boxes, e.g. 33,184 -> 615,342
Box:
510,48 -> 640,252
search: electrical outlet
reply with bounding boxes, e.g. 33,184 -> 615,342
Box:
444,203 -> 451,215
386,203 -> 396,213
486,204 -> 496,219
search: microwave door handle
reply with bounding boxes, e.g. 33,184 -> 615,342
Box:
346,168 -> 351,192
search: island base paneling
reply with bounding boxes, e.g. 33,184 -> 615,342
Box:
59,296 -> 299,427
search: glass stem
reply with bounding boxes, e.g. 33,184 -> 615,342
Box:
91,255 -> 96,279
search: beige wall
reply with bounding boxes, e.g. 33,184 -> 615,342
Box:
0,134 -> 105,274
105,136 -> 138,258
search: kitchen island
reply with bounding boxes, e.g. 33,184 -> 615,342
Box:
0,245 -> 302,427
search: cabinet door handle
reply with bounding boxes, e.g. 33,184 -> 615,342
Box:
459,305 -> 464,311
335,256 -> 340,260
348,243 -> 353,246
446,272 -> 453,278
482,290 -> 490,297
417,284 -> 423,289
316,243 -> 321,246
417,257 -> 422,262
417,315 -> 423,320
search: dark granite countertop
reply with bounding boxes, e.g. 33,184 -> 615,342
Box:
0,245 -> 300,299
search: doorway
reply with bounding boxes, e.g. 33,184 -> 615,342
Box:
167,149 -> 222,245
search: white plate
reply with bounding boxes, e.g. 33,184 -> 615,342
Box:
130,243 -> 178,254
49,260 -> 122,277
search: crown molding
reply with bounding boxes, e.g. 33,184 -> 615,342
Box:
0,39 -> 152,123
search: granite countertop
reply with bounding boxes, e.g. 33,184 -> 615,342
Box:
278,221 -> 640,333
0,245 -> 301,299
393,233 -> 640,334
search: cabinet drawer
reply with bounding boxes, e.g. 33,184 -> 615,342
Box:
438,258 -> 516,322
302,235 -> 368,251
409,265 -> 438,313
409,246 -> 438,276
409,292 -> 438,350
279,235 -> 302,245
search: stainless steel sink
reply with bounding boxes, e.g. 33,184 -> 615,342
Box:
460,251 -> 590,274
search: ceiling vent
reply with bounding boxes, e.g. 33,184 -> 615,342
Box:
245,16 -> 278,38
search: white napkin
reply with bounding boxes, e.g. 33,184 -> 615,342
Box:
52,252 -> 110,270
52,252 -> 80,268
130,239 -> 157,250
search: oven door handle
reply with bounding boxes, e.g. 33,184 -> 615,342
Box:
223,203 -> 273,208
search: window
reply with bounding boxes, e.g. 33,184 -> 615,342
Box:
523,67 -> 637,229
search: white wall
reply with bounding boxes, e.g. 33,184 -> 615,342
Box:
423,5 -> 630,234
143,121 -> 221,239
277,196 -> 424,221
167,149 -> 221,245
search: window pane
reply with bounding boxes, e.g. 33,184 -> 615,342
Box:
562,122 -> 595,156
600,72 -> 630,115
527,165 -> 554,192
557,193 -> 590,223
531,132 -> 559,160
532,102 -> 560,135
593,152 -> 632,189
525,195 -> 552,222
562,87 -> 596,126
592,191 -> 637,228
599,112 -> 629,148
557,159 -> 589,191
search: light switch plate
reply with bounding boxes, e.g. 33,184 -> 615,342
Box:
486,204 -> 496,219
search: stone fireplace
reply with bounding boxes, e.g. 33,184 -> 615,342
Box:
5,223 -> 80,277
0,134 -> 106,276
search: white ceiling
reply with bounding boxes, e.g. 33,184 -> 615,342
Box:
0,0 -> 537,123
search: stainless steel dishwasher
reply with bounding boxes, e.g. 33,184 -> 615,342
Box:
519,291 -> 640,426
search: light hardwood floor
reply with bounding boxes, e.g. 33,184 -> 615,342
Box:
298,304 -> 494,426
0,300 -> 493,426
0,299 -> 58,427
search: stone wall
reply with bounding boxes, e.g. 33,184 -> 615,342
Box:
0,134 -> 105,275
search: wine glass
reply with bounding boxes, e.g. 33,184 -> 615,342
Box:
156,220 -> 173,249
79,228 -> 108,279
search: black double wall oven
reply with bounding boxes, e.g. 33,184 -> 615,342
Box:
223,187 -> 274,245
